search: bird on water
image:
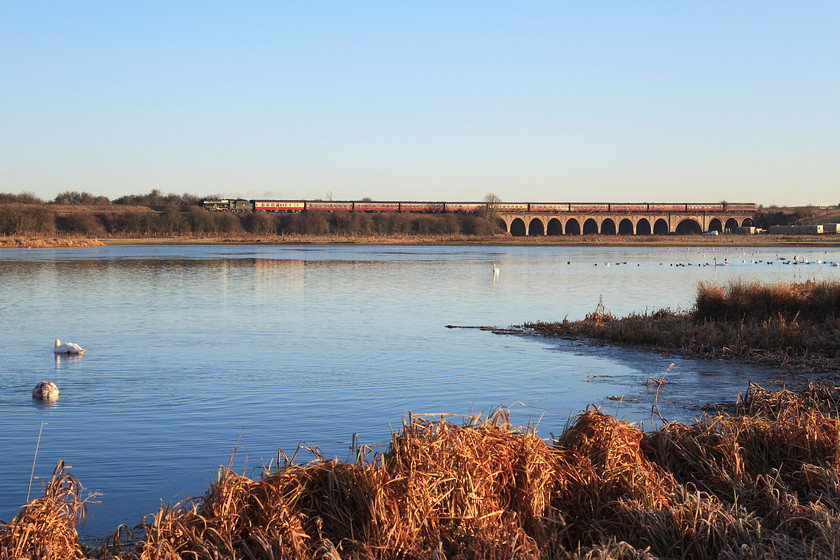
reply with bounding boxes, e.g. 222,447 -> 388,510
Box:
492,263 -> 499,277
32,381 -> 59,400
54,339 -> 85,354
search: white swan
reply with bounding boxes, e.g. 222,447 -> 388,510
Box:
32,381 -> 59,400
54,339 -> 85,354
492,263 -> 499,277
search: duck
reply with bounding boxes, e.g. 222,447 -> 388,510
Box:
54,339 -> 85,354
32,381 -> 59,400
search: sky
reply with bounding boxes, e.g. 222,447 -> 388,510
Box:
1,2 -> 837,206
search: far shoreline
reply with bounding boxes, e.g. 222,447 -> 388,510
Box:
3,233 -> 840,249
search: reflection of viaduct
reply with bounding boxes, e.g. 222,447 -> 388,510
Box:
498,211 -> 756,236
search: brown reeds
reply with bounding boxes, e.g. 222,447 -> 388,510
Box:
0,461 -> 93,560
8,385 -> 840,559
525,279 -> 840,373
640,381 -> 840,558
115,409 -> 571,559
695,279 -> 840,323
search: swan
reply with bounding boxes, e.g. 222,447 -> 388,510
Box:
54,339 -> 85,354
492,263 -> 499,276
32,381 -> 59,400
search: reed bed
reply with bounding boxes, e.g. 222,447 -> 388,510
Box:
0,461 -> 94,560
695,279 -> 840,323
5,383 -> 840,559
525,279 -> 840,373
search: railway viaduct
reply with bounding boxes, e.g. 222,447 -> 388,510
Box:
497,210 -> 756,236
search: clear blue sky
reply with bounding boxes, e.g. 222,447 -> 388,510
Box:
1,2 -> 837,206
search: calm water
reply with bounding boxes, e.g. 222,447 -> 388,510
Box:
2,243 -> 839,539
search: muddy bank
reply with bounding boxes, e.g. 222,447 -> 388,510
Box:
3,232 -> 839,248
101,233 -> 840,247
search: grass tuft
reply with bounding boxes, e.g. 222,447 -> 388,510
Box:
0,461 -> 95,560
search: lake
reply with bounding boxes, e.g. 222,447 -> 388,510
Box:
1,243 -> 838,539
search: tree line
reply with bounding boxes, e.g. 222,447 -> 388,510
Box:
0,189 -> 202,207
0,200 -> 502,237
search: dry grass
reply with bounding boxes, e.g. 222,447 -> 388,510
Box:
695,279 -> 840,323
0,237 -> 105,248
0,461 -> 95,560
525,280 -> 840,373
6,386 -> 840,558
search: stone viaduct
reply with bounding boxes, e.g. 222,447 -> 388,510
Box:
498,210 -> 756,237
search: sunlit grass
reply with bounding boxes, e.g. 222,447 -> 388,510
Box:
5,385 -> 840,558
527,279 -> 840,372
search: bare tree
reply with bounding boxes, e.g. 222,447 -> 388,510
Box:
483,193 -> 502,222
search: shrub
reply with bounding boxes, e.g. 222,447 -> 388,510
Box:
0,205 -> 56,235
55,213 -> 105,236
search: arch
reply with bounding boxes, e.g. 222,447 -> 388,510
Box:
510,218 -> 526,237
653,218 -> 669,235
565,218 -> 581,235
528,218 -> 545,236
708,218 -> 723,232
600,218 -> 617,235
741,217 -> 754,227
547,218 -> 563,236
496,218 -> 508,233
618,219 -> 633,235
724,218 -> 739,232
675,219 -> 702,235
636,218 -> 652,235
583,218 -> 599,235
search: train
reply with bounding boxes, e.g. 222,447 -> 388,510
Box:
201,199 -> 758,214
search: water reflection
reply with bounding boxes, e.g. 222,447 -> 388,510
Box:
55,354 -> 83,368
254,258 -> 304,296
30,396 -> 59,409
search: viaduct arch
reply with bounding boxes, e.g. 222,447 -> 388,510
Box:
501,211 -> 755,236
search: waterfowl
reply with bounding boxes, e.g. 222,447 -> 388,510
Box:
32,381 -> 59,400
54,339 -> 85,354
